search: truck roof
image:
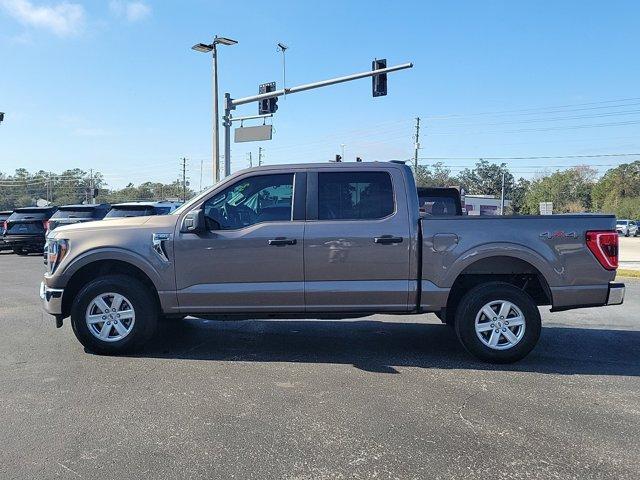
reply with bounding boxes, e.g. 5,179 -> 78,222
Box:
236,161 -> 409,174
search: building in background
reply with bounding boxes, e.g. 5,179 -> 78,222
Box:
463,194 -> 511,215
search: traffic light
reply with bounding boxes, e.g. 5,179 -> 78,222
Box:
259,82 -> 278,114
372,59 -> 387,97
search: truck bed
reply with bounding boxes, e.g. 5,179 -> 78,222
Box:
418,214 -> 618,311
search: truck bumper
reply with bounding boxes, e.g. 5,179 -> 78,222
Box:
550,281 -> 624,312
606,282 -> 625,306
40,281 -> 64,317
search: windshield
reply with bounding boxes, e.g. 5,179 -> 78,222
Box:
617,220 -> 628,225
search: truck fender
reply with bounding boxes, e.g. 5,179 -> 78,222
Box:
441,242 -> 560,289
57,247 -> 167,291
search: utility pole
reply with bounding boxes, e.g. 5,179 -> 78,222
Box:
199,159 -> 203,191
413,117 -> 421,171
89,169 -> 95,204
258,147 -> 263,166
247,152 -> 253,167
500,171 -> 506,215
181,157 -> 187,202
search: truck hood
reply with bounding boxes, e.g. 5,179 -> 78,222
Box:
50,214 -> 178,238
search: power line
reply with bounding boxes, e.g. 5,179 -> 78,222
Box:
422,96 -> 640,120
418,153 -> 640,161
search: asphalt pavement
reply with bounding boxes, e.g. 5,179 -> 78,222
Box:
1,253 -> 639,479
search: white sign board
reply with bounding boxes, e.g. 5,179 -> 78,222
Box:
234,125 -> 273,143
539,202 -> 553,215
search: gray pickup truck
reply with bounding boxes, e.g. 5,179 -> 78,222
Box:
41,161 -> 624,362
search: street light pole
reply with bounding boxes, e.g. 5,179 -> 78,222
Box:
211,42 -> 220,184
192,36 -> 237,184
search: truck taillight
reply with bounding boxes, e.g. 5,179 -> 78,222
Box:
586,230 -> 618,270
2,220 -> 6,232
43,220 -> 50,231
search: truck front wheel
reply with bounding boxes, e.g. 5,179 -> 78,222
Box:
70,274 -> 158,355
454,282 -> 541,363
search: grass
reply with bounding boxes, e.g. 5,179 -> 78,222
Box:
617,269 -> 640,278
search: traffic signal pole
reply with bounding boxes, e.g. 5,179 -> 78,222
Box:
221,62 -> 413,177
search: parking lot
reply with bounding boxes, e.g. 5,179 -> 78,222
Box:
0,252 -> 639,479
620,236 -> 640,270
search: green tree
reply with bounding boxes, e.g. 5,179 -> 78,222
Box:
522,166 -> 597,214
457,159 -> 514,196
414,162 -> 456,187
509,177 -> 531,214
591,161 -> 640,217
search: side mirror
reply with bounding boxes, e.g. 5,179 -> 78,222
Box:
180,209 -> 205,234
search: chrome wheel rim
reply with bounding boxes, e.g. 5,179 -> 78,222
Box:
85,292 -> 135,342
475,300 -> 526,350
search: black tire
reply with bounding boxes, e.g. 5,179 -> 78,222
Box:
454,282 -> 541,363
435,308 -> 455,327
70,274 -> 158,355
159,314 -> 187,322
13,247 -> 28,256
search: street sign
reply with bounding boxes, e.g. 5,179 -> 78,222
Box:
539,202 -> 553,215
234,125 -> 273,143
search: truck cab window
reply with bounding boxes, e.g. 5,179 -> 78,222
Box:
203,173 -> 294,230
318,171 -> 394,220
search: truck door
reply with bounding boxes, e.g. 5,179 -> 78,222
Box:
173,171 -> 306,313
303,168 -> 411,312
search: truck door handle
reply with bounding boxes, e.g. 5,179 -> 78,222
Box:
374,235 -> 403,245
268,237 -> 297,246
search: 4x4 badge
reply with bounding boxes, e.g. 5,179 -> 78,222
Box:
540,231 -> 577,239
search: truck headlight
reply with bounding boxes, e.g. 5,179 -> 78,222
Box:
47,239 -> 69,274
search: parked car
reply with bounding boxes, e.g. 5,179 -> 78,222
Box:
0,210 -> 13,251
616,219 -> 638,237
41,162 -> 624,363
4,206 -> 57,255
104,201 -> 181,219
47,204 -> 111,233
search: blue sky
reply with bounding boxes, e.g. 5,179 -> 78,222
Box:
1,0 -> 640,189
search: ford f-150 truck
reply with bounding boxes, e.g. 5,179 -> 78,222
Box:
41,161 -> 624,362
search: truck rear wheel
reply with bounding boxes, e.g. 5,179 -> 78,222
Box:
454,282 -> 541,363
70,274 -> 158,355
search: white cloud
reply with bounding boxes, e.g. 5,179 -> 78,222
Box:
109,1 -> 150,23
0,0 -> 85,36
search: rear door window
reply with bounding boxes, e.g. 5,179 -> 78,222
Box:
318,171 -> 394,220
